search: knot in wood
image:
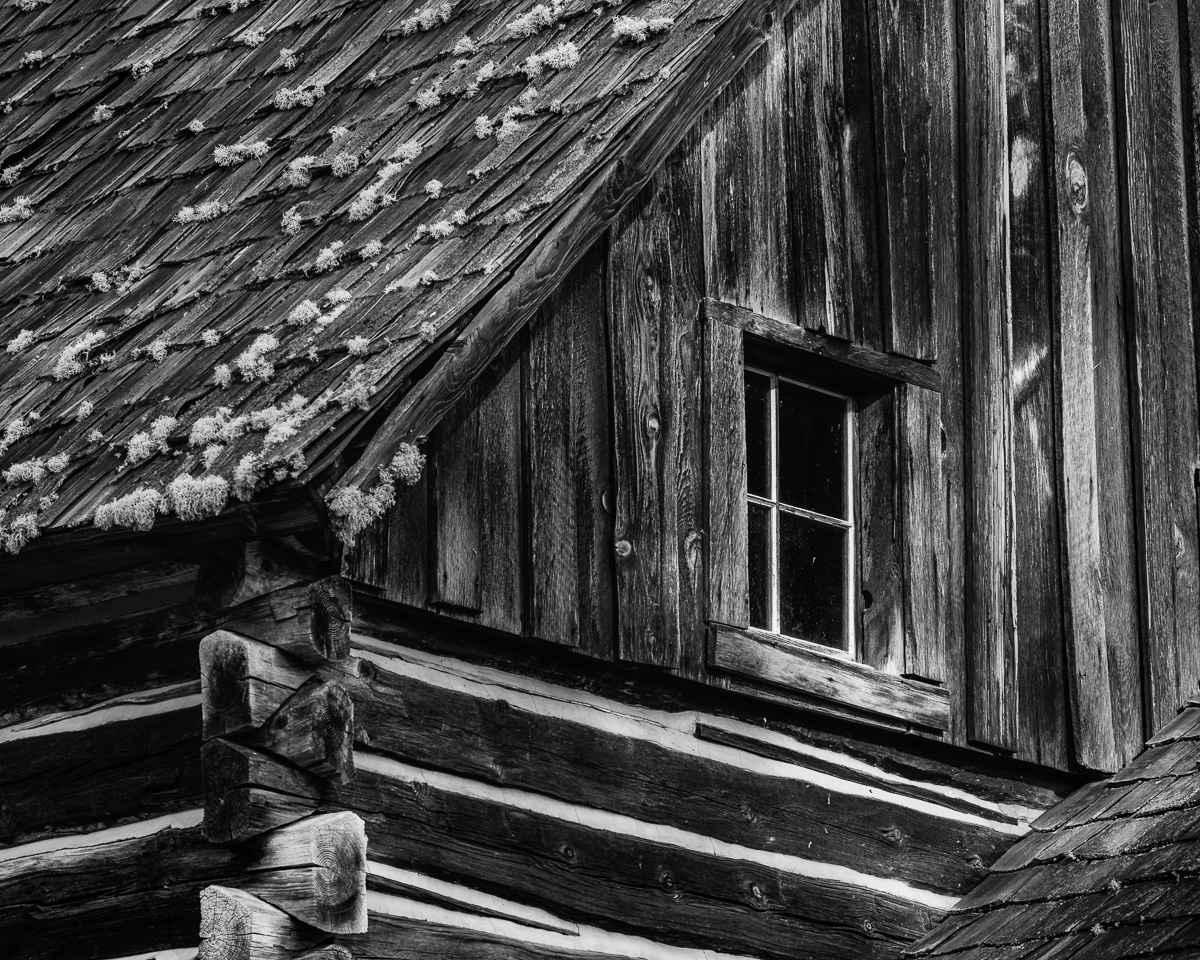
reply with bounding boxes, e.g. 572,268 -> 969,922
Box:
1065,151 -> 1088,213
615,539 -> 633,558
644,411 -> 661,437
561,844 -> 576,861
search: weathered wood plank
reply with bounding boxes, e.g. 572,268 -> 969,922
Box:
1115,0 -> 1200,732
432,388 -> 485,613
433,343 -> 525,634
1006,0 -> 1070,771
703,305 -> 749,630
607,142 -> 706,669
711,625 -> 949,731
962,0 -> 1018,753
1076,0 -> 1143,767
0,696 -> 202,846
703,18 -> 795,323
868,0 -> 934,359
857,388 -> 902,674
899,385 -> 946,684
787,0 -> 854,339
703,299 -> 941,391
341,648 -> 999,894
660,135 -> 708,680
1045,0 -> 1119,773
336,758 -> 942,960
523,242 -> 614,660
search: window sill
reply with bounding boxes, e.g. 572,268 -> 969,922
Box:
709,624 -> 950,732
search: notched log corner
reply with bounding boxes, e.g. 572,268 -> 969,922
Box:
199,885 -> 328,960
223,577 -> 353,664
203,739 -> 323,844
250,679 -> 357,783
201,630 -> 316,741
239,812 -> 368,934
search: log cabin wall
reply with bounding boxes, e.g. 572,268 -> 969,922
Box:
0,556 -> 213,958
0,541 -> 342,959
350,0 -> 1200,779
209,603 -> 1069,960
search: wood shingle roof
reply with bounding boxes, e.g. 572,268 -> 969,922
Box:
911,705 -> 1200,959
0,0 -> 779,556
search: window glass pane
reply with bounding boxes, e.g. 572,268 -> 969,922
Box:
748,501 -> 771,630
777,381 -> 846,519
778,512 -> 847,649
744,371 -> 772,499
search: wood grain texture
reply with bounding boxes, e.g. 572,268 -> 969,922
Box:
199,630 -> 315,741
703,307 -> 749,630
432,390 -> 485,613
869,0 -> 935,360
703,299 -> 940,390
199,885 -> 325,960
350,907 -> 922,960
339,773 -> 939,960
433,342 -> 524,634
961,0 -> 1018,753
787,0 -> 855,339
245,679 -> 356,784
710,625 -> 950,731
221,578 -> 353,665
1006,0 -> 1069,771
1115,0 -> 1200,734
857,389 -> 902,674
523,242 -> 615,660
202,739 -> 323,844
239,812 -> 367,934
0,823 -> 241,960
607,140 -> 706,670
339,651 -> 1002,894
1076,0 -> 1144,768
0,698 -> 201,847
703,18 -> 796,323
1045,0 -> 1119,773
900,385 -> 947,684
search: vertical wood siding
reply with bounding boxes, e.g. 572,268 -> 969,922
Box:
349,0 -> 1200,776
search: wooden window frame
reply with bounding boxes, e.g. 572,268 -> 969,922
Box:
744,367 -> 859,658
702,298 -> 950,732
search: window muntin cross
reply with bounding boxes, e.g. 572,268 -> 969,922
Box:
744,368 -> 856,655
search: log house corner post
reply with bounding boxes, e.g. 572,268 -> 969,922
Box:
198,576 -> 367,959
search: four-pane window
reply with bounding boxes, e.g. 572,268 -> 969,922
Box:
744,369 -> 856,655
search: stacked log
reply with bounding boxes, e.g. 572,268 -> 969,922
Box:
197,576 -> 367,960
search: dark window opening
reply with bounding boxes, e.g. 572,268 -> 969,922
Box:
744,369 -> 855,654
